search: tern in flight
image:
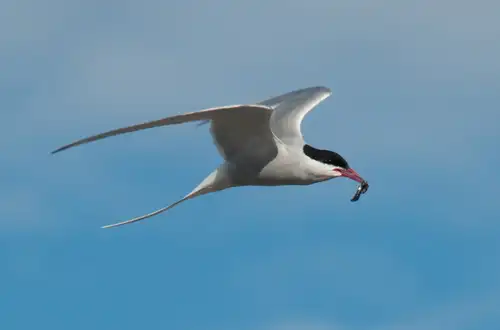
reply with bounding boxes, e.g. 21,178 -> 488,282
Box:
52,86 -> 368,228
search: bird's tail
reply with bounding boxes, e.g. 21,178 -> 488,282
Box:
101,195 -> 194,229
101,167 -> 230,229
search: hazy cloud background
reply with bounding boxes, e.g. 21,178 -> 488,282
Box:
1,0 -> 499,329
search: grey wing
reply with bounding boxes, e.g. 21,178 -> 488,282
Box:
209,106 -> 278,167
51,104 -> 273,154
259,86 -> 332,147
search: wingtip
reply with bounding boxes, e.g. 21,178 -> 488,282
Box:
51,146 -> 69,155
101,221 -> 129,229
101,223 -> 117,229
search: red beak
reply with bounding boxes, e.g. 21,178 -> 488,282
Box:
336,168 -> 364,183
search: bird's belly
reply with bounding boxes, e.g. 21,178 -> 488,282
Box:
231,155 -> 325,187
251,176 -> 317,186
255,164 -> 321,186
225,143 -> 330,187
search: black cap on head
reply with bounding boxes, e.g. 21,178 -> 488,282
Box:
303,144 -> 350,169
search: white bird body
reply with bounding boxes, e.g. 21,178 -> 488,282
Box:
52,86 -> 367,228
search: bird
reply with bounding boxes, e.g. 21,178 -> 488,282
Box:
52,86 -> 367,229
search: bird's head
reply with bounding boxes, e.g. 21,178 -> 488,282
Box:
303,144 -> 365,183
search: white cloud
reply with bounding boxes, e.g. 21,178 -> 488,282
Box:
380,294 -> 499,330
256,290 -> 499,330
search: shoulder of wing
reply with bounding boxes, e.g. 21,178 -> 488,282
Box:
257,86 -> 331,109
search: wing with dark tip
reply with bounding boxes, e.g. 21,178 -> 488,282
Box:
51,104 -> 272,154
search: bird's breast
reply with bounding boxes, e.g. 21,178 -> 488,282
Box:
224,143 -> 330,187
254,149 -> 327,186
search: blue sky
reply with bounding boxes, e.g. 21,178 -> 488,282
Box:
1,0 -> 499,329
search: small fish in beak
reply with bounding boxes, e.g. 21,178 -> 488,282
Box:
351,180 -> 369,202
